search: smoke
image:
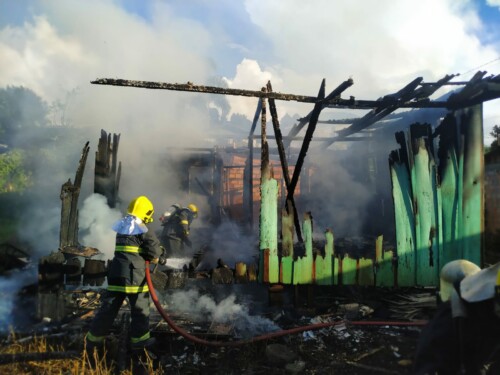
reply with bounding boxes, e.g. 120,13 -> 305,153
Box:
79,193 -> 122,260
198,221 -> 258,269
0,267 -> 37,332
301,151 -> 372,238
166,288 -> 280,337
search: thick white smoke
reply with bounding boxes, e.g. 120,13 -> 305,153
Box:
78,193 -> 122,260
166,288 -> 280,337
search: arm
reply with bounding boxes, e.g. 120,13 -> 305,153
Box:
141,230 -> 164,261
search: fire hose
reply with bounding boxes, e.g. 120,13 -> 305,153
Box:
145,261 -> 428,347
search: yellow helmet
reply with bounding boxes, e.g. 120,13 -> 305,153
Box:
127,196 -> 154,223
187,203 -> 198,218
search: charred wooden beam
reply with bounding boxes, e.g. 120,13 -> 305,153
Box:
92,78 -> 326,103
253,135 -> 374,142
267,81 -> 303,242
92,77 -> 486,110
322,74 -> 458,148
285,78 -> 353,148
286,80 -> 326,205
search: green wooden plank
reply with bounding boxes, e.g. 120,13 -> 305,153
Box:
281,205 -> 294,284
316,230 -> 334,285
440,135 -> 460,266
390,160 -> 416,286
412,135 -> 438,286
459,105 -> 483,266
375,235 -> 393,287
300,214 -> 313,284
342,254 -> 357,285
333,256 -> 340,285
281,257 -> 293,284
457,130 -> 464,259
377,250 -> 395,287
259,177 -> 279,283
358,257 -> 374,286
292,257 -> 301,285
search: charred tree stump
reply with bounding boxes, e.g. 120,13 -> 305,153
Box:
94,129 -> 121,208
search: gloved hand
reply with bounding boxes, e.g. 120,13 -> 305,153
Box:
158,246 -> 167,265
158,255 -> 167,265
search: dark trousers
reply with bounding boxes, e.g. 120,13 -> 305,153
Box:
88,290 -> 150,343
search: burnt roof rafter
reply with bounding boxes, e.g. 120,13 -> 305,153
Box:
91,72 -> 500,145
91,71 -> 500,111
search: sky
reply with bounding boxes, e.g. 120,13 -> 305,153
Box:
0,0 -> 500,254
1,0 -> 499,135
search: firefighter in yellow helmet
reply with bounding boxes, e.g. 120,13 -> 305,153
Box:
86,196 -> 164,353
159,203 -> 198,257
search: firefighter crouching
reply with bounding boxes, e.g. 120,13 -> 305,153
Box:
414,260 -> 500,374
159,203 -> 198,257
85,195 -> 164,352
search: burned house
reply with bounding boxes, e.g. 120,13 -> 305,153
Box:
30,71 -> 500,325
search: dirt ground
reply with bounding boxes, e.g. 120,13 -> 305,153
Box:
1,278 -> 432,374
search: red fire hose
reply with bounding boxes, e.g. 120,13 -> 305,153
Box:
145,261 -> 427,347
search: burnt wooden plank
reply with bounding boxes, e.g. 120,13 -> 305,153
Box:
267,81 -> 303,242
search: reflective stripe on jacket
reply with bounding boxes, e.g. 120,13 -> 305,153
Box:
107,229 -> 163,294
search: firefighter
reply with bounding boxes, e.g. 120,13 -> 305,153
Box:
414,260 -> 500,374
85,196 -> 164,353
159,203 -> 198,257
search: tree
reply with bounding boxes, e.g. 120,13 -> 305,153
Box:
0,149 -> 32,193
0,86 -> 48,147
489,125 -> 500,151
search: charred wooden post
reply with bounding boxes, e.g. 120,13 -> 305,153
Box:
258,89 -> 279,284
59,142 -> 90,249
94,129 -> 121,208
280,199 -> 294,284
244,101 -> 261,230
267,81 -> 303,243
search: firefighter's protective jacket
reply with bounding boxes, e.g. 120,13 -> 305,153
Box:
161,208 -> 194,245
107,230 -> 163,293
